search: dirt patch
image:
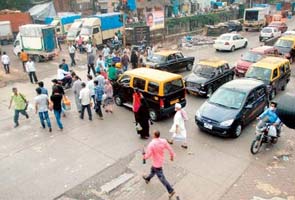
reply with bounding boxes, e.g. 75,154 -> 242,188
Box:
0,68 -> 27,88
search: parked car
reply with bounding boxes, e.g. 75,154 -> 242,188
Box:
235,46 -> 278,77
185,58 -> 234,97
213,33 -> 248,52
268,22 -> 288,33
259,27 -> 281,41
245,57 -> 291,99
274,35 -> 295,63
195,79 -> 268,138
282,30 -> 295,36
113,68 -> 186,121
226,20 -> 243,32
144,50 -> 195,72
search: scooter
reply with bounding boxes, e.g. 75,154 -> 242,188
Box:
250,120 -> 282,154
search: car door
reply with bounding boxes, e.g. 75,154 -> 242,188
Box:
166,54 -> 177,72
175,52 -> 185,70
278,64 -> 287,90
116,74 -> 132,102
238,35 -> 245,48
232,35 -> 238,48
253,86 -> 268,116
242,90 -> 257,125
271,67 -> 280,92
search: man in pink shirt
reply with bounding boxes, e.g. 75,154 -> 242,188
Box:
143,130 -> 176,198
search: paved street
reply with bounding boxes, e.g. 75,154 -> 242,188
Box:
0,19 -> 295,200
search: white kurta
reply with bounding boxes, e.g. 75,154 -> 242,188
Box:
169,110 -> 187,141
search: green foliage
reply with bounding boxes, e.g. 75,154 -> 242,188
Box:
0,0 -> 32,11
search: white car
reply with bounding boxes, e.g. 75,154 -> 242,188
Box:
283,30 -> 295,36
259,27 -> 281,41
213,33 -> 248,52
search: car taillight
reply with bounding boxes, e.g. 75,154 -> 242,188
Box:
160,98 -> 164,108
225,42 -> 230,45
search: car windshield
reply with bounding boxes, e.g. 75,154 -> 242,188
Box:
245,66 -> 271,81
219,35 -> 231,40
262,28 -> 272,33
80,27 -> 91,35
147,54 -> 166,63
193,64 -> 215,78
164,79 -> 184,94
209,88 -> 246,109
241,52 -> 262,62
275,39 -> 294,48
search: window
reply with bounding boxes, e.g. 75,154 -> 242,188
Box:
133,77 -> 146,90
272,68 -> 278,79
175,52 -> 183,59
148,82 -> 159,94
164,79 -> 183,94
256,87 -> 266,97
119,75 -> 130,86
93,28 -> 99,34
279,65 -> 285,75
246,92 -> 255,105
233,35 -> 238,40
167,54 -> 176,61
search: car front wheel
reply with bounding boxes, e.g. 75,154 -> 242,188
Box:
114,96 -> 123,106
232,123 -> 242,138
230,46 -> 235,52
149,109 -> 159,121
186,63 -> 193,71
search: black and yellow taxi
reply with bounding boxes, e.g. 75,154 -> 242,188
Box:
245,57 -> 291,99
144,50 -> 195,72
112,68 -> 186,121
274,35 -> 295,63
185,58 -> 235,97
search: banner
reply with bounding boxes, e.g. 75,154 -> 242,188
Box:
146,6 -> 164,31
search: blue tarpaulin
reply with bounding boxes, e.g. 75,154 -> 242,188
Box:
45,14 -> 81,25
128,0 -> 136,11
92,12 -> 123,31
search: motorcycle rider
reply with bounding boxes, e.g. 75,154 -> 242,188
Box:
257,101 -> 281,137
57,64 -> 72,88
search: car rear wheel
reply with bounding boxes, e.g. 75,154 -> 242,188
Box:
149,109 -> 158,121
231,46 -> 235,52
114,96 -> 123,106
243,42 -> 248,48
186,63 -> 193,71
33,55 -> 41,63
233,124 -> 242,138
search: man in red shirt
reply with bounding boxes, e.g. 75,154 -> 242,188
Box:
143,130 -> 176,198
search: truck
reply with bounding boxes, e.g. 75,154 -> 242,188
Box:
77,12 -> 123,47
0,21 -> 13,45
13,24 -> 57,62
0,10 -> 32,36
243,7 -> 270,31
45,13 -> 81,38
66,19 -> 84,42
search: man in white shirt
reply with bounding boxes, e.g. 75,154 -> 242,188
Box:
86,42 -> 92,54
96,54 -> 105,72
1,51 -> 10,74
102,45 -> 110,60
68,44 -> 76,67
86,74 -> 95,102
57,64 -> 71,87
79,82 -> 92,121
35,88 -> 52,132
26,57 -> 38,84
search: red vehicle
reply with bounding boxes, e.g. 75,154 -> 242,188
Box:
268,22 -> 288,33
235,46 -> 278,77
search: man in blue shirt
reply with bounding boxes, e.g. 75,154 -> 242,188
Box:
60,59 -> 69,72
257,101 -> 281,137
94,80 -> 104,120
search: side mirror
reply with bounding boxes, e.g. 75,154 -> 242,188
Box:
245,104 -> 253,109
211,72 -> 216,78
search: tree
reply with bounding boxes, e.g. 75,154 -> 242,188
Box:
0,0 -> 32,11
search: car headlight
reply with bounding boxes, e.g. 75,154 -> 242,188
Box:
196,110 -> 201,119
220,119 -> 234,126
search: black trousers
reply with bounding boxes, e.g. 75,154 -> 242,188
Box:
70,53 -> 76,66
28,71 -> 38,83
87,63 -> 96,76
22,61 -> 27,72
95,100 -> 103,117
80,104 -> 92,120
3,64 -> 9,73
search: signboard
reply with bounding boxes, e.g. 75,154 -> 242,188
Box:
146,6 -> 164,31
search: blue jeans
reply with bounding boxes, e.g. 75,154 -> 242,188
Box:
38,111 -> 51,128
14,109 -> 28,125
146,167 -> 174,193
53,109 -> 63,129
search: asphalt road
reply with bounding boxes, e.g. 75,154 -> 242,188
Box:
0,19 -> 295,200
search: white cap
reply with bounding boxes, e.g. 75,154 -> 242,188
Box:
175,103 -> 181,109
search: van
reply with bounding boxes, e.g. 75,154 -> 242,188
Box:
245,57 -> 291,99
113,68 -> 186,121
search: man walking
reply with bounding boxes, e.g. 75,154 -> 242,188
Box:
26,57 -> 38,84
37,81 -> 48,95
121,51 -> 129,72
72,75 -> 82,113
68,43 -> 76,67
8,87 -> 29,128
143,130 -> 176,199
94,80 -> 104,120
20,49 -> 28,72
35,88 -> 52,132
50,89 -> 63,130
79,82 -> 92,121
1,51 -> 10,74
87,52 -> 96,76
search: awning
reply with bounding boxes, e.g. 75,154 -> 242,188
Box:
28,1 -> 56,22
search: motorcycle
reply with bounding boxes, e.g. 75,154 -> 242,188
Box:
250,120 -> 282,154
58,71 -> 74,90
